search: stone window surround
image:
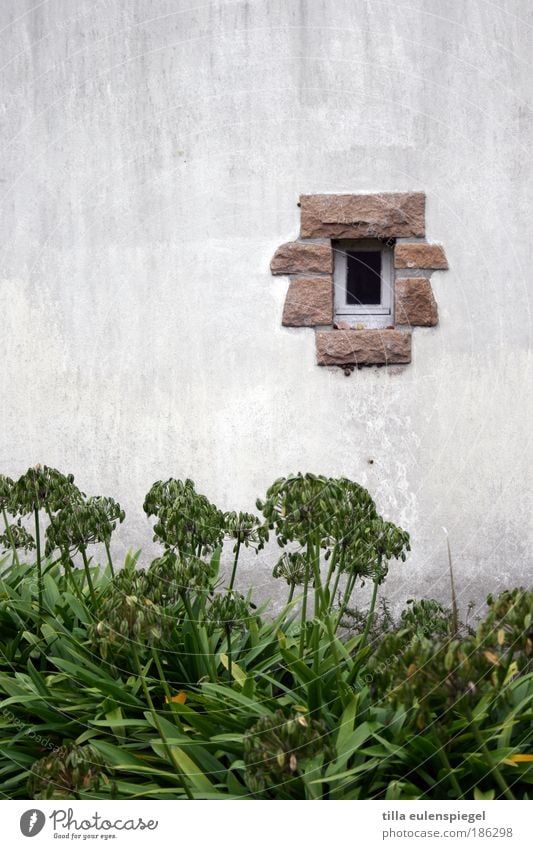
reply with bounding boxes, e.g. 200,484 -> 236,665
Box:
271,192 -> 448,368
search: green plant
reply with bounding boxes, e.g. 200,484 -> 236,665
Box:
0,520 -> 35,555
143,478 -> 224,557
223,511 -> 268,590
258,473 -> 409,657
0,466 -> 531,801
244,709 -> 332,798
273,551 -> 307,602
46,495 -> 124,580
7,466 -> 82,616
28,743 -> 113,800
207,590 -> 255,678
341,597 -> 395,642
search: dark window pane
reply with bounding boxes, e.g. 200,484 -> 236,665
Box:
346,251 -> 381,305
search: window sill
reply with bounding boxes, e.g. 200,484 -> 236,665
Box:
315,329 -> 412,367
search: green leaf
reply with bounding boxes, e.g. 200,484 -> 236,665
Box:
209,547 -> 221,582
329,721 -> 373,777
201,683 -> 273,717
310,758 -> 381,784
42,573 -> 60,611
150,741 -> 216,794
25,659 -> 50,697
474,787 -> 496,800
219,654 -> 247,687
279,649 -> 315,686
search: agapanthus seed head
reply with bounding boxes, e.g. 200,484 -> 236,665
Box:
28,743 -> 112,800
244,709 -> 332,795
9,466 -> 83,516
143,478 -> 224,556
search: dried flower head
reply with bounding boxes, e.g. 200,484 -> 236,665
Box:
28,743 -> 112,799
0,475 -> 14,511
0,520 -> 35,553
91,566 -> 163,659
207,590 -> 254,632
272,551 -> 307,587
145,549 -> 212,604
45,495 -> 125,557
244,709 -> 332,795
9,466 -> 82,515
143,478 -> 224,556
224,511 -> 269,552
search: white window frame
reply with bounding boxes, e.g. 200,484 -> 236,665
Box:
333,239 -> 393,328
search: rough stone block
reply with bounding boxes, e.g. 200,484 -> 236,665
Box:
282,276 -> 333,326
394,243 -> 448,269
300,192 -> 425,239
271,241 -> 332,275
395,277 -> 438,326
315,329 -> 411,366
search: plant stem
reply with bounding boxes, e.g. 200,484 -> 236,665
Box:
80,545 -> 98,609
34,508 -> 43,618
151,646 -> 178,717
469,712 -> 515,800
359,576 -> 380,649
133,649 -> 192,799
324,544 -> 339,598
437,746 -> 463,798
446,535 -> 459,636
104,539 -> 115,577
226,626 -> 232,679
310,534 -> 324,620
335,570 -> 357,631
345,577 -> 380,687
59,552 -> 85,605
299,547 -> 311,657
287,583 -> 295,604
2,507 -> 20,567
329,567 -> 342,610
228,539 -> 241,591
330,545 -> 346,609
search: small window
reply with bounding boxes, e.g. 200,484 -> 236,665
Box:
333,239 -> 393,328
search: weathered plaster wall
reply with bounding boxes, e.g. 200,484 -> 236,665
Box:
1,0 -> 531,610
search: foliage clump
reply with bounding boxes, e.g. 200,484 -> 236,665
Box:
143,478 -> 225,556
0,466 -> 531,802
244,710 -> 332,796
28,743 -> 112,800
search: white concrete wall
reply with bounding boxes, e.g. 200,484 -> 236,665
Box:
1,0 -> 531,610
